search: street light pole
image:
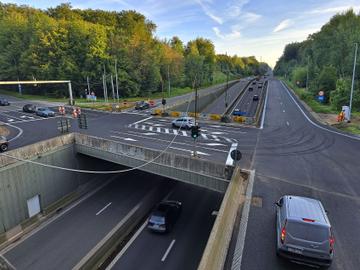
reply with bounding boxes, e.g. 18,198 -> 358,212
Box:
350,43 -> 358,122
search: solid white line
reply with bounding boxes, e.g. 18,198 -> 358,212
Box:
96,202 -> 112,216
231,170 -> 255,270
280,81 -> 360,141
0,254 -> 15,270
225,143 -> 238,166
5,123 -> 23,142
131,116 -> 152,125
161,239 -> 176,262
260,82 -> 269,129
105,220 -> 148,270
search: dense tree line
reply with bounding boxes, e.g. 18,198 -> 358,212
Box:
0,3 -> 267,98
274,9 -> 360,110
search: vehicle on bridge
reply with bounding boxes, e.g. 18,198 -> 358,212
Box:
253,95 -> 259,101
233,109 -> 246,116
147,200 -> 182,233
23,104 -> 37,113
0,136 -> 9,152
275,195 -> 334,268
135,101 -> 150,110
36,107 -> 55,117
0,98 -> 10,106
248,87 -> 253,91
172,117 -> 195,129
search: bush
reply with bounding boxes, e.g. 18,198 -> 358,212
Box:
291,67 -> 307,87
330,78 -> 360,110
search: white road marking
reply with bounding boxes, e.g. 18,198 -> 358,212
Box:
131,116 -> 152,125
5,123 -> 24,142
211,135 -> 220,141
7,119 -> 14,122
141,125 -> 146,130
173,129 -> 178,135
134,124 -> 139,129
169,146 -> 210,156
154,124 -> 164,127
231,169 -> 255,269
110,135 -> 137,142
225,138 -> 234,143
124,138 -> 137,141
142,133 -> 157,136
226,143 -> 238,166
211,211 -> 219,216
280,81 -> 360,141
156,127 -> 161,133
164,128 -> 170,134
0,254 -> 15,270
199,143 -> 226,146
149,126 -> 154,131
283,110 -> 285,113
210,125 -> 221,128
201,134 -> 209,140
161,239 -> 176,262
286,121 -> 290,126
211,131 -> 225,135
181,131 -> 187,136
96,202 -> 112,216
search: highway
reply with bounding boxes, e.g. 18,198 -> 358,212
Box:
239,79 -> 360,270
108,183 -> 222,270
1,76 -> 360,270
2,171 -> 174,270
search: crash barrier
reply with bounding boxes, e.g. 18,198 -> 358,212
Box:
198,167 -> 248,270
223,79 -> 255,116
253,80 -> 268,127
73,185 -> 169,270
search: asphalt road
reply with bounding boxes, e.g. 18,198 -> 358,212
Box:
109,182 -> 223,270
239,78 -> 360,270
2,171 -> 173,270
231,79 -> 264,117
202,78 -> 251,114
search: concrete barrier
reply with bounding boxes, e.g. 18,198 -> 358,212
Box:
198,167 -> 248,270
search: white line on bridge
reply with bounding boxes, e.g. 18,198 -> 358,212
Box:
131,116 -> 152,125
96,202 -> 112,216
161,239 -> 176,262
260,82 -> 269,129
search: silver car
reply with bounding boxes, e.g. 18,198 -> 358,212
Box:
171,117 -> 195,129
275,195 -> 334,268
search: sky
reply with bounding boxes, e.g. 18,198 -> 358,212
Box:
3,0 -> 360,67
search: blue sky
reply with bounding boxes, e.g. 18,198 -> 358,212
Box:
4,0 -> 360,67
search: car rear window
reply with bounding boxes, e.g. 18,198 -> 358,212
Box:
150,215 -> 165,224
287,221 -> 329,242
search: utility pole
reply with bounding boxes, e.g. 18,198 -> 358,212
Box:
225,67 -> 229,108
167,65 -> 171,97
111,74 -> 115,102
306,56 -> 310,90
87,76 -> 90,96
115,59 -> 119,102
350,43 -> 358,122
103,65 -> 108,103
192,75 -> 199,158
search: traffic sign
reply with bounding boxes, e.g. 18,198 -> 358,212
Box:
230,150 -> 242,161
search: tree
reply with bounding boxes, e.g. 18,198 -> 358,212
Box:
292,67 -> 308,88
317,66 -> 337,99
330,78 -> 360,110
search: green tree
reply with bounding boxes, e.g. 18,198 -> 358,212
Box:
292,67 -> 308,88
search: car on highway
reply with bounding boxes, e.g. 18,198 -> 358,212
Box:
275,195 -> 334,268
0,98 -> 10,106
248,87 -> 253,91
147,200 -> 182,233
172,117 -> 195,129
253,95 -> 259,101
233,109 -> 246,116
36,107 -> 55,117
23,104 -> 37,113
135,101 -> 150,110
0,136 -> 9,152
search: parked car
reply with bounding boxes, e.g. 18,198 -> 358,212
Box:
248,87 -> 253,91
253,95 -> 259,101
233,109 -> 246,116
36,107 -> 55,117
171,117 -> 195,129
275,195 -> 334,268
0,98 -> 10,106
135,101 -> 150,110
147,200 -> 182,233
23,104 -> 37,113
0,136 -> 9,152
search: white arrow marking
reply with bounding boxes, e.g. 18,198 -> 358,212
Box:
169,146 -> 210,156
142,133 -> 158,136
7,119 -> 14,122
124,138 -> 137,141
153,124 -> 164,127
199,143 -> 226,146
20,115 -> 27,118
111,135 -> 137,142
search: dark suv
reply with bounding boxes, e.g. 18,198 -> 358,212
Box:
0,136 -> 9,152
147,200 -> 182,233
135,101 -> 150,110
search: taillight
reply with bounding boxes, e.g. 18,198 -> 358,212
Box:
329,235 -> 335,253
280,227 -> 286,244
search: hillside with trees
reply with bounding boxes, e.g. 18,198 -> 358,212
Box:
0,3 -> 268,98
274,9 -> 360,111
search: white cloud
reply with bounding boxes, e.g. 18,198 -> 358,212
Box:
241,12 -> 262,23
196,0 -> 223,24
213,27 -> 241,40
273,19 -> 294,33
308,5 -> 360,14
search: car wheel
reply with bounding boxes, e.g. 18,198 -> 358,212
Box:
172,123 -> 176,128
0,144 -> 8,152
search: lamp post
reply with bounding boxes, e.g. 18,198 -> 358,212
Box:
350,43 -> 358,122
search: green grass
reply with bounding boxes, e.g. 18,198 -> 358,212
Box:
279,77 -> 338,114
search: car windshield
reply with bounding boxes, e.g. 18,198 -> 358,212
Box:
149,215 -> 165,224
287,222 -> 329,242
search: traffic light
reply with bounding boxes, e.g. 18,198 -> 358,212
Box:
191,125 -> 200,139
162,98 -> 166,105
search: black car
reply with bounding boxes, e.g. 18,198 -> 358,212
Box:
135,101 -> 150,110
23,104 -> 37,113
248,87 -> 253,91
147,200 -> 182,233
253,95 -> 259,101
0,98 -> 10,106
0,136 -> 9,152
